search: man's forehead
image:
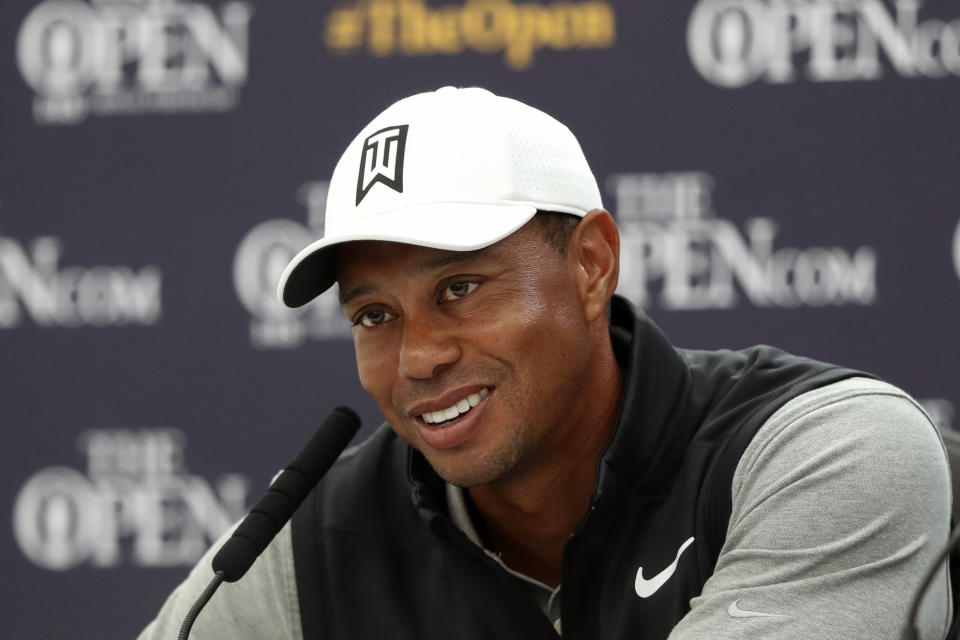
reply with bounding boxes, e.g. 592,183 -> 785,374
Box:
337,239 -> 498,271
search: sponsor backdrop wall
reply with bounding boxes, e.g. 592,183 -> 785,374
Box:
2,0 -> 958,637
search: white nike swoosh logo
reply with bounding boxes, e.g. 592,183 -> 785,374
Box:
727,599 -> 783,618
634,536 -> 695,598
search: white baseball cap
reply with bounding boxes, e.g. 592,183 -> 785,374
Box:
277,86 -> 603,308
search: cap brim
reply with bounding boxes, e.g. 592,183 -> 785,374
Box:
277,202 -> 538,308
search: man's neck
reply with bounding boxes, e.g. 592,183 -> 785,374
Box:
465,342 -> 623,587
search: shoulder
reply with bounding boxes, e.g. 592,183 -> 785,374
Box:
137,523 -> 301,640
733,376 -> 950,509
673,378 -> 953,639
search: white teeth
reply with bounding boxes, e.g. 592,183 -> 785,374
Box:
421,388 -> 489,425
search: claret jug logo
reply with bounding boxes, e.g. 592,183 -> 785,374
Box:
611,172 -> 878,309
357,125 -> 409,205
234,181 -> 352,349
16,0 -> 253,125
324,0 -> 617,71
688,0 -> 960,87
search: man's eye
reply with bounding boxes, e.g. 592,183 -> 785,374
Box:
354,309 -> 395,328
441,281 -> 479,302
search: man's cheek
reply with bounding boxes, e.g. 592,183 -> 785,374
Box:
355,335 -> 397,376
355,353 -> 389,401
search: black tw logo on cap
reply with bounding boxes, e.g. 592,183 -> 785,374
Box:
356,124 -> 409,205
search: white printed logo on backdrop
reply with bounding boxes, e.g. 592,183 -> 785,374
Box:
233,181 -> 352,350
13,428 -> 249,570
611,171 -> 877,310
16,0 -> 253,125
0,233 -> 162,328
688,0 -> 960,87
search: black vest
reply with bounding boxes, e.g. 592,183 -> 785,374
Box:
291,295 -> 869,639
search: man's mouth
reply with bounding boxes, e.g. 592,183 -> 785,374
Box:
420,388 -> 489,427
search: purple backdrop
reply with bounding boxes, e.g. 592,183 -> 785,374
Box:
2,0 -> 959,637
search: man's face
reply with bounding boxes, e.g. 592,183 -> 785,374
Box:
335,219 -> 597,488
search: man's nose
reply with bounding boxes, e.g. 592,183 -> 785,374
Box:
398,312 -> 461,380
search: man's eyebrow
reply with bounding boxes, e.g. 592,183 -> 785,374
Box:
338,245 -> 495,306
338,284 -> 378,306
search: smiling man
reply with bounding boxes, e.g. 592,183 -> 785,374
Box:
140,87 -> 954,640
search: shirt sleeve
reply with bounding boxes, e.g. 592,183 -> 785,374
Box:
135,522 -> 303,640
668,377 -> 953,640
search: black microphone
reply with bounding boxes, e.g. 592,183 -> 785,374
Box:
178,406 -> 361,640
213,405 -> 361,581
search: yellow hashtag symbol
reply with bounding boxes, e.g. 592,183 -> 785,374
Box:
326,7 -> 365,52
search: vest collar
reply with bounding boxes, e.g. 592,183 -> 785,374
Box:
595,295 -> 692,500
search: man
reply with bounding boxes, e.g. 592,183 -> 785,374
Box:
140,87 -> 953,639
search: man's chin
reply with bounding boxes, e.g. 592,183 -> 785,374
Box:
424,444 -> 523,489
428,459 -> 497,489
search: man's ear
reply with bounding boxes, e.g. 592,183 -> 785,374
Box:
569,209 -> 620,322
